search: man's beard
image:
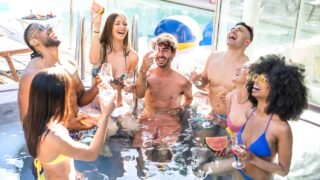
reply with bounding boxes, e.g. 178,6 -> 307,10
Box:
44,38 -> 61,47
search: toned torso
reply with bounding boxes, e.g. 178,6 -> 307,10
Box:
206,52 -> 248,115
144,68 -> 189,115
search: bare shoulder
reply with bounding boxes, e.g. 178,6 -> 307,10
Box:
173,70 -> 191,86
206,52 -> 224,66
270,116 -> 292,137
45,123 -> 70,143
127,49 -> 139,68
207,52 -> 224,61
128,48 -> 138,59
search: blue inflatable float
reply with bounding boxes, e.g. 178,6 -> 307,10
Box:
199,20 -> 214,46
154,15 -> 202,50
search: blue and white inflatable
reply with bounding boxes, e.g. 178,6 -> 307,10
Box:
154,15 -> 202,51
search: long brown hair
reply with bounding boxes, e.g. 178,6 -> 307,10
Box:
99,12 -> 130,65
23,68 -> 72,157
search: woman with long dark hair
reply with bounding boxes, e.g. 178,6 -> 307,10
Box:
90,5 -> 139,107
23,68 -> 115,179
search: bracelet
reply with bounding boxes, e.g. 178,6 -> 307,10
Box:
93,30 -> 100,33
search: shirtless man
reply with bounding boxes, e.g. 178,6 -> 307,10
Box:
18,23 -> 99,131
133,33 -> 193,148
192,22 -> 253,123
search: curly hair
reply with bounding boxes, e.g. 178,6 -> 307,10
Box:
247,54 -> 308,121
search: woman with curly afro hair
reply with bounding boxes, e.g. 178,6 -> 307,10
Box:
234,54 -> 308,180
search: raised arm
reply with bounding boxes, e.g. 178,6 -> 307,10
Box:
75,71 -> 100,107
89,6 -> 103,66
135,51 -> 154,98
52,95 -> 116,161
189,55 -> 210,90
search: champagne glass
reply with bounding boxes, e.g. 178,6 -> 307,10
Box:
123,72 -> 135,94
230,136 -> 246,169
197,97 -> 213,128
101,63 -> 113,82
189,61 -> 204,86
98,63 -> 113,92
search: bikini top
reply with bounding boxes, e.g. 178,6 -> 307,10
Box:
92,49 -> 128,78
226,93 -> 243,133
237,109 -> 272,157
34,154 -> 69,180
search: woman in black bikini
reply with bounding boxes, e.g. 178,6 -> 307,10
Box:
90,8 -> 138,107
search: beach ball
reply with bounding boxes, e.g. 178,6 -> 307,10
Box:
199,20 -> 214,46
154,15 -> 202,51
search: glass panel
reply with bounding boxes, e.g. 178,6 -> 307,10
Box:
253,0 -> 300,56
294,0 -> 320,106
216,0 -> 244,51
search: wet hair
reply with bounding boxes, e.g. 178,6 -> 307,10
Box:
23,68 -> 72,157
156,33 -> 178,52
23,23 -> 42,58
236,22 -> 253,41
99,12 -> 130,65
246,54 -> 308,121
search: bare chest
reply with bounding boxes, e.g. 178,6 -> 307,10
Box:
147,75 -> 183,98
207,63 -> 236,89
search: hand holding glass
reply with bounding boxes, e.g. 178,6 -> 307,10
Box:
230,136 -> 246,169
123,72 -> 135,93
197,97 -> 213,128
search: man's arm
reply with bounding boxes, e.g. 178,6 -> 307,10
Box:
75,72 -> 100,107
135,51 -> 154,99
194,55 -> 211,90
181,79 -> 193,108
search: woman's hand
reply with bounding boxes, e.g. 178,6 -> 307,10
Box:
90,0 -> 103,29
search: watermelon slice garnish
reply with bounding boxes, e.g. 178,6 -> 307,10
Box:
205,136 -> 228,152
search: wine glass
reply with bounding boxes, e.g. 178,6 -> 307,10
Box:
230,136 -> 246,169
98,63 -> 114,92
123,72 -> 135,94
101,63 -> 113,81
197,97 -> 213,128
194,63 -> 203,86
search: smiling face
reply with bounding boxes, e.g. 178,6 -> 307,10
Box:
251,74 -> 270,99
112,15 -> 128,41
154,44 -> 175,68
227,24 -> 251,48
232,62 -> 250,84
27,23 -> 61,48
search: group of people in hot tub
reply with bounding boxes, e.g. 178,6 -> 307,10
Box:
17,1 -> 308,179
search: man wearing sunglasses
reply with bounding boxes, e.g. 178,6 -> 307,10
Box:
190,22 -> 253,125
18,23 -> 100,131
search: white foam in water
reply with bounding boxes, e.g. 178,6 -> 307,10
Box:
5,157 -> 24,169
0,168 -> 19,180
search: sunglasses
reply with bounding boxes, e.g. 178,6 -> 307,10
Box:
252,74 -> 268,84
34,23 -> 52,31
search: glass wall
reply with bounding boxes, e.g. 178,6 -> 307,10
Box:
217,0 -> 320,106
